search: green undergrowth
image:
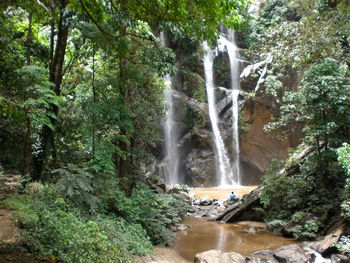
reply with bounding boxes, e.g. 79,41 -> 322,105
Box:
0,181 -> 188,263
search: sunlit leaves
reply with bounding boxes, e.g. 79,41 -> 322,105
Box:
17,66 -> 61,131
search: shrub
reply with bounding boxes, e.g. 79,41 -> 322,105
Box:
95,217 -> 152,256
113,184 -> 189,246
261,148 -> 343,239
0,195 -> 40,227
23,206 -> 130,263
337,143 -> 350,219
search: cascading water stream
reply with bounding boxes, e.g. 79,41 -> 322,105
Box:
160,32 -> 180,186
203,30 -> 241,186
231,89 -> 241,185
218,31 -> 241,185
203,42 -> 233,186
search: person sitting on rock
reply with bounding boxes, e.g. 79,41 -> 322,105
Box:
229,192 -> 236,201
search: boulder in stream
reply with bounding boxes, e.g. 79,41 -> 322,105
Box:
198,195 -> 214,206
330,254 -> 350,263
194,250 -> 245,263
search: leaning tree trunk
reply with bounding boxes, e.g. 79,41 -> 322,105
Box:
30,0 -> 69,181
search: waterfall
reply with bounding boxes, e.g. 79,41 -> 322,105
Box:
203,42 -> 233,186
231,89 -> 241,185
160,32 -> 180,186
203,30 -> 241,186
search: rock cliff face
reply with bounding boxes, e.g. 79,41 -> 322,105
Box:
240,100 -> 292,185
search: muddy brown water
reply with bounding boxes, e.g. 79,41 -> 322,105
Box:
172,187 -> 298,262
191,186 -> 258,200
175,217 -> 297,261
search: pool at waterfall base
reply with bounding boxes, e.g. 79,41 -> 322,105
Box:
170,187 -> 299,262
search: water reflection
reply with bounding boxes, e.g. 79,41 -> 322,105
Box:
175,217 -> 297,261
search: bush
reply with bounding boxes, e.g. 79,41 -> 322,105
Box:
261,148 -> 343,239
23,205 -> 129,263
1,189 -> 150,262
95,217 -> 152,256
0,195 -> 40,227
113,185 -> 189,246
1,177 -> 189,260
1,180 -> 188,261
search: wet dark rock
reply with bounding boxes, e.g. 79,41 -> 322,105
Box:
167,184 -> 182,194
146,177 -> 166,194
187,208 -> 196,214
251,250 -> 274,257
186,149 -> 216,186
199,196 -> 214,206
172,90 -> 209,118
245,256 -> 278,263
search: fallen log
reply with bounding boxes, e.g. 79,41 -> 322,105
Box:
215,186 -> 264,223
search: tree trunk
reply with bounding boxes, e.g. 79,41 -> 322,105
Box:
117,3 -> 130,181
26,13 -> 32,65
118,58 -> 130,180
30,0 -> 69,181
22,13 -> 33,176
21,118 -> 31,176
92,48 -> 96,156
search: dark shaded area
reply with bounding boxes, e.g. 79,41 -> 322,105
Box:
0,247 -> 53,263
0,119 -> 24,171
240,161 -> 262,186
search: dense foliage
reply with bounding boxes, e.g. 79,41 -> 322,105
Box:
246,0 -> 350,240
0,0 -> 246,261
0,181 -> 189,261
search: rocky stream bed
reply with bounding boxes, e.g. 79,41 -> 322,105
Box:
139,186 -> 349,263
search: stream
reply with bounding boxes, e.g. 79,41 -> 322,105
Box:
175,217 -> 297,262
170,187 -> 298,262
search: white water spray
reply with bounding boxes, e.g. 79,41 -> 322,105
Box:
160,32 -> 180,186
203,30 -> 241,186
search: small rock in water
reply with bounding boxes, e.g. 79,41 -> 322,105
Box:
198,195 -> 214,206
170,224 -> 189,232
241,226 -> 257,234
187,208 -> 196,214
177,224 -> 189,231
330,254 -> 350,263
241,225 -> 267,234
